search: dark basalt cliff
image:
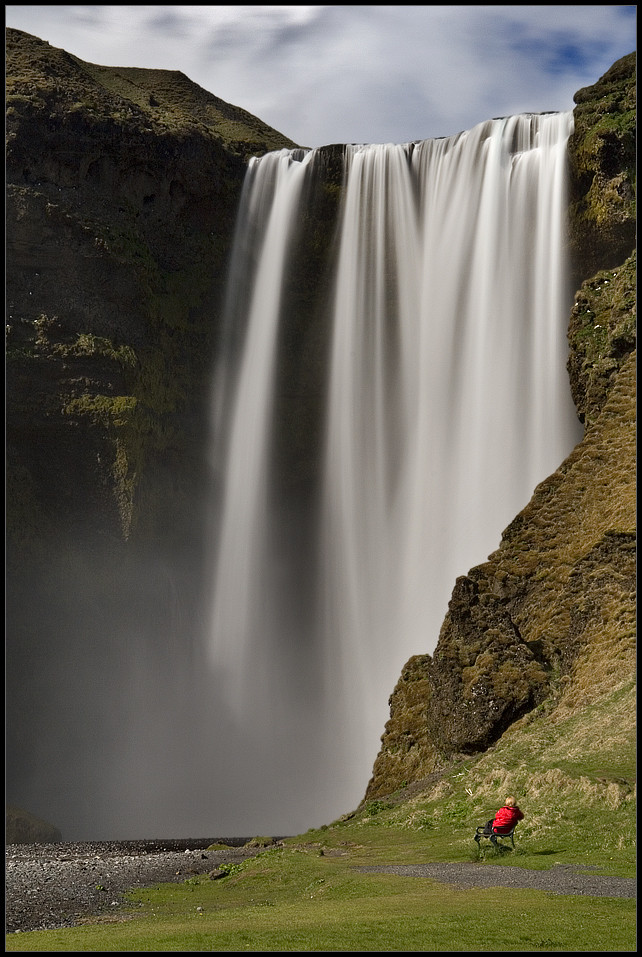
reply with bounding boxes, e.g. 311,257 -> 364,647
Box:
5,28 -> 635,824
365,53 -> 635,802
5,28 -> 299,825
6,27 -> 297,556
567,53 -> 636,291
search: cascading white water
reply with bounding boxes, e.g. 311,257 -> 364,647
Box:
207,112 -> 583,833
209,148 -> 315,693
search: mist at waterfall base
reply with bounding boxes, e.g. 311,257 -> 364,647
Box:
8,112 -> 584,842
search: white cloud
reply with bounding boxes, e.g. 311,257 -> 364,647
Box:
5,5 -> 636,146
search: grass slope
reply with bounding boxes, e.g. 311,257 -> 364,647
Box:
6,27 -> 299,156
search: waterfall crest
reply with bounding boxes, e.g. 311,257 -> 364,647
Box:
206,113 -> 582,832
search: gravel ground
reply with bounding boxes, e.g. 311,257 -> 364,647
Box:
6,843 -> 636,937
5,839 -> 261,935
356,862 -> 637,897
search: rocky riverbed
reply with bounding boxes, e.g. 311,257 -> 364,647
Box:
5,839 -> 261,934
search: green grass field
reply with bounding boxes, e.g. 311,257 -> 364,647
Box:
5,830 -> 635,952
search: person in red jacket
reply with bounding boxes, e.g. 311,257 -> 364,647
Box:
491,797 -> 524,834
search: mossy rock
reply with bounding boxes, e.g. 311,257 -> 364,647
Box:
567,250 -> 636,425
567,52 -> 636,287
6,804 -> 62,844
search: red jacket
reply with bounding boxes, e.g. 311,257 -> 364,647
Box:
492,805 -> 524,834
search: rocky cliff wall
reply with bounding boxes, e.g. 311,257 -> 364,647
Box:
567,53 -> 636,291
5,28 -> 299,809
6,28 -> 297,558
365,53 -> 636,802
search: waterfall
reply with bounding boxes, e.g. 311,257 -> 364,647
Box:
206,112 -> 582,833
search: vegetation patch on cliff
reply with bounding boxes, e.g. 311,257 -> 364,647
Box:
567,250 -> 636,425
567,51 -> 636,285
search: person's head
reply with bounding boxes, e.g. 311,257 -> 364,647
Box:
504,797 -> 516,807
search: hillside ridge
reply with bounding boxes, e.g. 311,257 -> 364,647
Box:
6,27 -> 299,158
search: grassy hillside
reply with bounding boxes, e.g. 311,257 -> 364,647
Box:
74,60 -> 302,155
6,27 -> 299,158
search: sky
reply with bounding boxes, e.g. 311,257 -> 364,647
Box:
5,5 -> 636,148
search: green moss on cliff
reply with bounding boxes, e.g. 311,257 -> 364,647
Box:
567,250 -> 636,425
567,52 -> 636,285
366,656 -> 439,800
74,60 -> 300,157
365,340 -> 636,803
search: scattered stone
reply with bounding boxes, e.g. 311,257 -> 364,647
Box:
5,841 -> 259,934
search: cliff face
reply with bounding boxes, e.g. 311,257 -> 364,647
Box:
365,54 -> 636,802
567,53 -> 636,291
5,28 -> 299,815
6,27 -> 297,554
